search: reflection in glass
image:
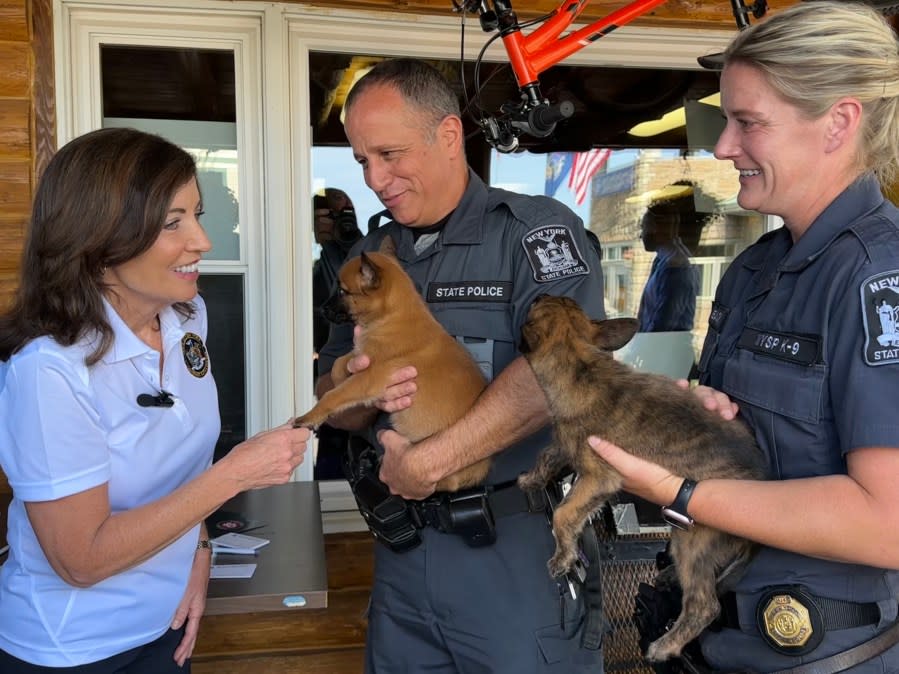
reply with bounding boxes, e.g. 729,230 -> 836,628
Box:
200,274 -> 246,462
486,147 -> 767,375
636,182 -> 704,334
103,118 -> 240,261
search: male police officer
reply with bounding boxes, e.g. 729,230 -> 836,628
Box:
316,58 -> 607,673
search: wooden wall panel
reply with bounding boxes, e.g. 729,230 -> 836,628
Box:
0,0 -> 40,490
0,0 -> 29,42
0,160 -> 30,214
0,0 -> 53,319
0,98 -> 30,158
0,42 -> 30,98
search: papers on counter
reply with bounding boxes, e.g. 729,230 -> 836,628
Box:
210,532 -> 270,553
210,563 -> 257,579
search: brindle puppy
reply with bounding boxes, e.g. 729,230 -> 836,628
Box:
518,294 -> 767,663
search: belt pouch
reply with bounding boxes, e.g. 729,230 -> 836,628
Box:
447,491 -> 497,547
353,472 -> 421,552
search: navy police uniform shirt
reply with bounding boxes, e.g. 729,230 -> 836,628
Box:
697,176 -> 899,671
318,169 -> 606,484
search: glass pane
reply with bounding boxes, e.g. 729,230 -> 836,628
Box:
100,46 -> 240,262
99,45 -> 247,462
490,148 -> 766,380
200,274 -> 247,462
309,147 -> 376,481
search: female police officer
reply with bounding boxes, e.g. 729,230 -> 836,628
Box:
591,2 -> 899,672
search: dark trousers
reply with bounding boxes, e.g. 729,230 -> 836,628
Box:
0,627 -> 188,673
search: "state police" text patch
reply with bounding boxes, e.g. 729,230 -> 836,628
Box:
427,281 -> 512,303
521,226 -> 589,283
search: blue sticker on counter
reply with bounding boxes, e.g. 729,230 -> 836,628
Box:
283,595 -> 307,608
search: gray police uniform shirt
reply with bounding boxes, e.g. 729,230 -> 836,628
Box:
317,170 -> 606,484
698,176 -> 899,663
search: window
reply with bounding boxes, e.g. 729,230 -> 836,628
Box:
58,0 -> 770,508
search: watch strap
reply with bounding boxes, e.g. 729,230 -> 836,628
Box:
670,478 -> 697,516
661,478 -> 697,530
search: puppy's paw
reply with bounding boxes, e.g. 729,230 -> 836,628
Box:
517,471 -> 545,492
292,414 -> 320,430
547,549 -> 576,578
645,635 -> 682,663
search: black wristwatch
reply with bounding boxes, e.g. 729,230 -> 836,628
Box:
661,478 -> 697,531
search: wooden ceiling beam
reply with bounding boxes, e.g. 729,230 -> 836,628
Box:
296,0 -> 803,30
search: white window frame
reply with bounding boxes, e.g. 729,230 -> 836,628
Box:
54,0 -> 313,477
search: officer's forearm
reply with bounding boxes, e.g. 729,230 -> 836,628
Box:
415,357 -> 549,483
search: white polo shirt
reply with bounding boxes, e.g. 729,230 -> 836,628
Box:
0,296 -> 220,666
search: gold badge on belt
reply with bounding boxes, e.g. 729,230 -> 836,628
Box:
755,586 -> 825,655
761,594 -> 813,647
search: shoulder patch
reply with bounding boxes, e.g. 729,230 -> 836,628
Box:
521,225 -> 590,283
181,332 -> 210,377
860,270 -> 899,366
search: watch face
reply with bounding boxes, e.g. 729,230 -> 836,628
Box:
661,507 -> 694,531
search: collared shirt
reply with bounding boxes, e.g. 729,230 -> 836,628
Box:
0,296 -> 219,666
318,169 -> 606,483
698,176 -> 899,670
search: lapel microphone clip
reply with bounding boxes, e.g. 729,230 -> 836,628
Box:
137,390 -> 175,408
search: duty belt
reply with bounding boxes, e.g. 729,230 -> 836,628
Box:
410,480 -> 549,547
720,586 -> 884,656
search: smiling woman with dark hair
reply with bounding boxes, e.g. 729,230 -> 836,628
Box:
0,127 -> 309,673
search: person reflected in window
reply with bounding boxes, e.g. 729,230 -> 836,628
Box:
636,183 -> 706,333
312,187 -> 363,364
311,188 -> 363,480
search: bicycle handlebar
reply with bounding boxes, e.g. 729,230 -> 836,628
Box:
480,98 -> 574,153
456,0 -> 768,153
528,99 -> 575,136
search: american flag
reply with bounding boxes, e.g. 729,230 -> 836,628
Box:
569,148 -> 611,205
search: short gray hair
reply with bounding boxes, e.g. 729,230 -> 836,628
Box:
344,58 -> 461,142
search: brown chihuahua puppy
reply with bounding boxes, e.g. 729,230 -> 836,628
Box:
518,294 -> 767,663
295,237 -> 490,492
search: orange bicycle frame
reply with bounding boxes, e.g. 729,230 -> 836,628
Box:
495,0 -> 670,89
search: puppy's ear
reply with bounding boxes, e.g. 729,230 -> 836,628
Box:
592,318 -> 639,352
378,235 -> 398,259
359,252 -> 383,291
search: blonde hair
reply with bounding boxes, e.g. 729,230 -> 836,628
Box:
724,1 -> 899,185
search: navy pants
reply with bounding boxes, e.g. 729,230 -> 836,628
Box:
0,626 -> 188,673
365,511 -> 604,673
